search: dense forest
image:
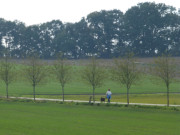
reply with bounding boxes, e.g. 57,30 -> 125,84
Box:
0,2 -> 180,59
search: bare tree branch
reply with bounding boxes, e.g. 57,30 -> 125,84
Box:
53,53 -> 72,102
0,54 -> 16,98
81,57 -> 106,102
151,54 -> 177,106
111,53 -> 141,105
23,55 -> 47,101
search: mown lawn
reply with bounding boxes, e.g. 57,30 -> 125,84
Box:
0,76 -> 180,96
0,100 -> 180,135
1,77 -> 180,105
0,63 -> 180,105
0,63 -> 180,96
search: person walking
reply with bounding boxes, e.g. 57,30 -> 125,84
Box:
106,89 -> 112,103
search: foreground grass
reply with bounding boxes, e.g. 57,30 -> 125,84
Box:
0,99 -> 180,135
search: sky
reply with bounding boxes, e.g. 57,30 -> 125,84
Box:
0,0 -> 179,26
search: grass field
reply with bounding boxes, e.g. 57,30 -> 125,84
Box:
0,100 -> 180,135
1,74 -> 180,105
0,74 -> 180,95
0,59 -> 180,105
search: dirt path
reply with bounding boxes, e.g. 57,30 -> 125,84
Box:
8,96 -> 180,107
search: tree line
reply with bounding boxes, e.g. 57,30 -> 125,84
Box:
0,52 -> 177,107
0,2 -> 180,59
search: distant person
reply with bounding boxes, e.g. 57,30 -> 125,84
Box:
106,89 -> 112,103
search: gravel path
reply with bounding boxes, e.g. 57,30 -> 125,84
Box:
8,96 -> 180,107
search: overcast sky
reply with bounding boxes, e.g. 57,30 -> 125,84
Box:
0,0 -> 179,26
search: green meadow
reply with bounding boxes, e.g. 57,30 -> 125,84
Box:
0,61 -> 180,105
0,100 -> 180,135
1,60 -> 180,135
0,68 -> 179,95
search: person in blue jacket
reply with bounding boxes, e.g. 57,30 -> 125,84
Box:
106,89 -> 112,103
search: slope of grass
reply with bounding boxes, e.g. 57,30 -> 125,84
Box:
0,63 -> 180,106
0,100 -> 180,135
0,75 -> 180,96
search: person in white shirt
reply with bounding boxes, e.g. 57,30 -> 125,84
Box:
106,89 -> 112,103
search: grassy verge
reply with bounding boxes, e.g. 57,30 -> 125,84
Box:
19,93 -> 180,105
0,99 -> 180,135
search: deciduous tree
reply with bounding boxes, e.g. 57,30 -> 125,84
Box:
111,53 -> 141,105
81,57 -> 106,102
0,51 -> 16,98
23,55 -> 47,101
53,53 -> 72,102
151,54 -> 177,106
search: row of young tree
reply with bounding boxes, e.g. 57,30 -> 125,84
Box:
1,2 -> 180,58
0,52 -> 177,106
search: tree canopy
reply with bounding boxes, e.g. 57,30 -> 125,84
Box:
0,2 -> 180,58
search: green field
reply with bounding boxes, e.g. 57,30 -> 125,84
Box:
0,70 -> 180,95
0,61 -> 180,105
0,100 -> 180,135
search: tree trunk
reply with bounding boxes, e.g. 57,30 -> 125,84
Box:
62,86 -> 64,102
167,85 -> 169,107
93,86 -> 95,103
33,85 -> 36,101
127,87 -> 129,105
6,84 -> 8,98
